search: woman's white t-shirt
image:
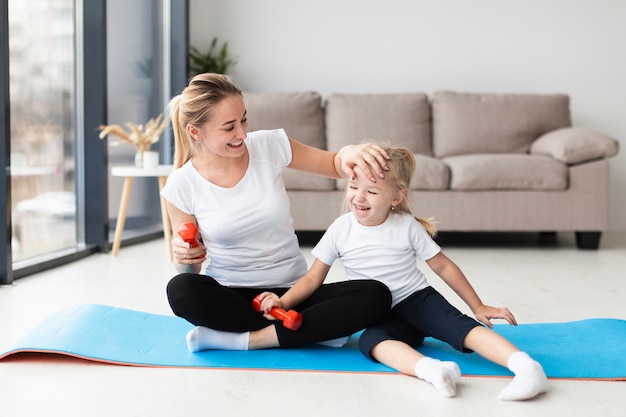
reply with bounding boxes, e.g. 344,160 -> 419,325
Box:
161,129 -> 308,288
312,212 -> 441,307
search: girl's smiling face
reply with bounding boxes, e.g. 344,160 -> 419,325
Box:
188,94 -> 248,158
347,167 -> 405,226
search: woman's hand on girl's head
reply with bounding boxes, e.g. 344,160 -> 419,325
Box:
337,143 -> 390,182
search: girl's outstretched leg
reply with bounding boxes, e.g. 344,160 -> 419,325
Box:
464,326 -> 548,401
498,351 -> 548,401
415,357 -> 461,398
371,340 -> 461,398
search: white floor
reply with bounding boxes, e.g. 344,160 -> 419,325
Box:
1,232 -> 625,417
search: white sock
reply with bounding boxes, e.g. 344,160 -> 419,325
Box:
186,326 -> 249,352
499,351 -> 548,401
414,357 -> 461,398
317,335 -> 350,348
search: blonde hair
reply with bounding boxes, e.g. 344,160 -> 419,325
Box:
347,141 -> 438,237
167,73 -> 242,168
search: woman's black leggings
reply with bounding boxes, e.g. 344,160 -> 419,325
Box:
167,273 -> 392,348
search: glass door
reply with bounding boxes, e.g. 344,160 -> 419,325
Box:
9,0 -> 78,262
106,0 -> 166,243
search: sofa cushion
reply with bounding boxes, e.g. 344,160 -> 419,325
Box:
530,127 -> 620,164
411,154 -> 450,190
243,91 -> 334,191
325,93 -> 432,156
432,91 -> 572,158
442,154 -> 568,190
337,153 -> 449,191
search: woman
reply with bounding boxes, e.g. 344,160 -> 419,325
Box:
161,73 -> 392,351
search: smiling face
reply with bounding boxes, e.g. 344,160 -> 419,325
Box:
347,167 -> 405,226
187,94 -> 249,158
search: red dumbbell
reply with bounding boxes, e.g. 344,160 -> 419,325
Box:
177,222 -> 199,247
252,295 -> 303,331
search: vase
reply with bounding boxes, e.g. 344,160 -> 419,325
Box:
134,150 -> 144,168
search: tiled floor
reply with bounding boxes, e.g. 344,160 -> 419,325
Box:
1,232 -> 625,416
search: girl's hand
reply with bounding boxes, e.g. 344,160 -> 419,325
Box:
337,143 -> 390,182
473,304 -> 518,328
256,292 -> 283,320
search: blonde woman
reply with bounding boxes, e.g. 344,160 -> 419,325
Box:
161,74 -> 392,352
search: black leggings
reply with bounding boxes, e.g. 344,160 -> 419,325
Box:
167,273 -> 392,348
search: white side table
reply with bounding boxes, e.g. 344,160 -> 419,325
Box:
111,165 -> 174,260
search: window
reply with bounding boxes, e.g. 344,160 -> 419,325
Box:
9,0 -> 78,263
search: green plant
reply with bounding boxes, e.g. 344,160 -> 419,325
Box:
188,37 -> 237,77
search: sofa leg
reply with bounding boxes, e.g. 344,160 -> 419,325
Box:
538,232 -> 557,246
575,232 -> 602,250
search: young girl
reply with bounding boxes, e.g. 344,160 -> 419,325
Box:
257,143 -> 548,401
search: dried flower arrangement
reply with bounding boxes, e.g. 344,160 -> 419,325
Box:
98,115 -> 170,167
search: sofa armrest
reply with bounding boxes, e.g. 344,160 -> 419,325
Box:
530,127 -> 619,164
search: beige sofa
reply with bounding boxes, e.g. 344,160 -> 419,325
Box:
244,91 -> 619,249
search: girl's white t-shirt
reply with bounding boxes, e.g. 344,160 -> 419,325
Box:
312,212 -> 441,307
161,129 -> 308,288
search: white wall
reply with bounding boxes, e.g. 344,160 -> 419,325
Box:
190,0 -> 626,231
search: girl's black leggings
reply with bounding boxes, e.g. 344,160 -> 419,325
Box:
166,273 -> 391,348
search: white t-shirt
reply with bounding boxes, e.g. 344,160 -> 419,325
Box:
161,129 -> 308,288
312,212 -> 441,307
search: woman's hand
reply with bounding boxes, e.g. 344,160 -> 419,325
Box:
172,235 -> 207,272
336,143 -> 390,182
473,304 -> 518,328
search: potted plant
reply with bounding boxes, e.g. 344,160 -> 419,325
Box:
188,37 -> 237,77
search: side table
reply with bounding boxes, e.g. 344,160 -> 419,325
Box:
111,165 -> 174,260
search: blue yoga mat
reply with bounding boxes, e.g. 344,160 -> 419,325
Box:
1,304 -> 624,380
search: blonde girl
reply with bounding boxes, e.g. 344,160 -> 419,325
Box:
257,143 -> 548,401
